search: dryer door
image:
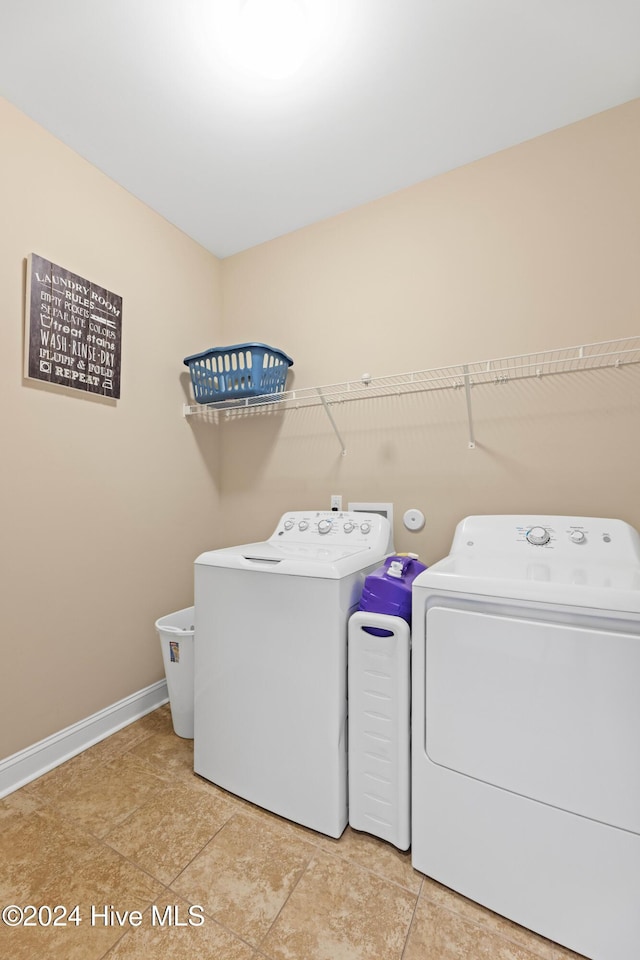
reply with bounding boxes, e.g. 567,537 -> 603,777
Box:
425,605 -> 640,834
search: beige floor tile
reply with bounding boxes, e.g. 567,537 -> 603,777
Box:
139,703 -> 173,731
314,826 -> 421,894
0,915 -> 126,960
403,897 -> 551,960
127,724 -> 238,809
219,789 -> 337,848
551,950 -> 589,960
261,851 -> 417,960
23,748 -> 102,801
420,877 -> 565,960
223,793 -> 419,902
103,896 -> 257,960
105,779 -> 236,884
0,807 -> 87,901
0,806 -> 163,960
171,811 -> 314,946
0,788 -> 41,823
23,752 -> 165,838
80,717 -> 158,765
127,728 -> 196,784
60,840 -> 164,911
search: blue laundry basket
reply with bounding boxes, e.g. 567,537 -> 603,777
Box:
184,342 -> 294,403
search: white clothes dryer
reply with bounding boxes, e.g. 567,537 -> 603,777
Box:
194,510 -> 391,839
411,515 -> 640,960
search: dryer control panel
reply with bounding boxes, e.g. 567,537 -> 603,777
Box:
272,510 -> 391,552
449,514 -> 640,565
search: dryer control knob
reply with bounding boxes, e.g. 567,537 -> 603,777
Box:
360,522 -> 371,534
318,519 -> 332,534
298,520 -> 309,531
570,529 -> 586,544
343,522 -> 354,533
527,526 -> 550,546
283,519 -> 294,531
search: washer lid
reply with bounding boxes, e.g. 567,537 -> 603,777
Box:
195,540 -> 381,578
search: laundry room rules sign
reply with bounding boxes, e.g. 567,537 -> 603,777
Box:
25,253 -> 122,398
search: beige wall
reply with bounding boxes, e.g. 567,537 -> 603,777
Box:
3,95 -> 640,762
220,99 -> 640,558
0,99 -> 222,759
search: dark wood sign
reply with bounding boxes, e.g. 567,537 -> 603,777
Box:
24,253 -> 122,399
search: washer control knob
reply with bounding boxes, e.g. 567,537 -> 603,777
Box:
298,520 -> 309,531
570,529 -> 586,544
343,522 -> 354,533
360,522 -> 371,534
318,519 -> 332,534
283,519 -> 294,531
526,526 -> 550,546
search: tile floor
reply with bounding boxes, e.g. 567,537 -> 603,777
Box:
0,705 -> 588,960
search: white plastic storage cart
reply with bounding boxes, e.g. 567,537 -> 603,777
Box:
348,611 -> 411,850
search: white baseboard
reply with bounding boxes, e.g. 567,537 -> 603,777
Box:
0,680 -> 169,799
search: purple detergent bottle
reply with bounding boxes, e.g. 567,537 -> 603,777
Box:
358,554 -> 427,636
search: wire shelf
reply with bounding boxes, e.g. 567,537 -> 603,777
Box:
184,336 -> 640,417
183,335 -> 640,454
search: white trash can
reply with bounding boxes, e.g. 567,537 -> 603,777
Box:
155,606 -> 195,739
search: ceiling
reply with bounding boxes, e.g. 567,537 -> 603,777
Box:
1,1 -> 639,258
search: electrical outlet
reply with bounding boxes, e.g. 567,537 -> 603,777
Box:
331,494 -> 342,512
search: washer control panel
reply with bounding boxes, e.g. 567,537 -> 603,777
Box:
273,510 -> 390,550
450,515 -> 640,564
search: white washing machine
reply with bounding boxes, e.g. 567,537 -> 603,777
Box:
194,510 -> 391,838
411,515 -> 640,960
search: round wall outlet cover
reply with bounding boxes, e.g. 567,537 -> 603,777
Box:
403,508 -> 425,531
